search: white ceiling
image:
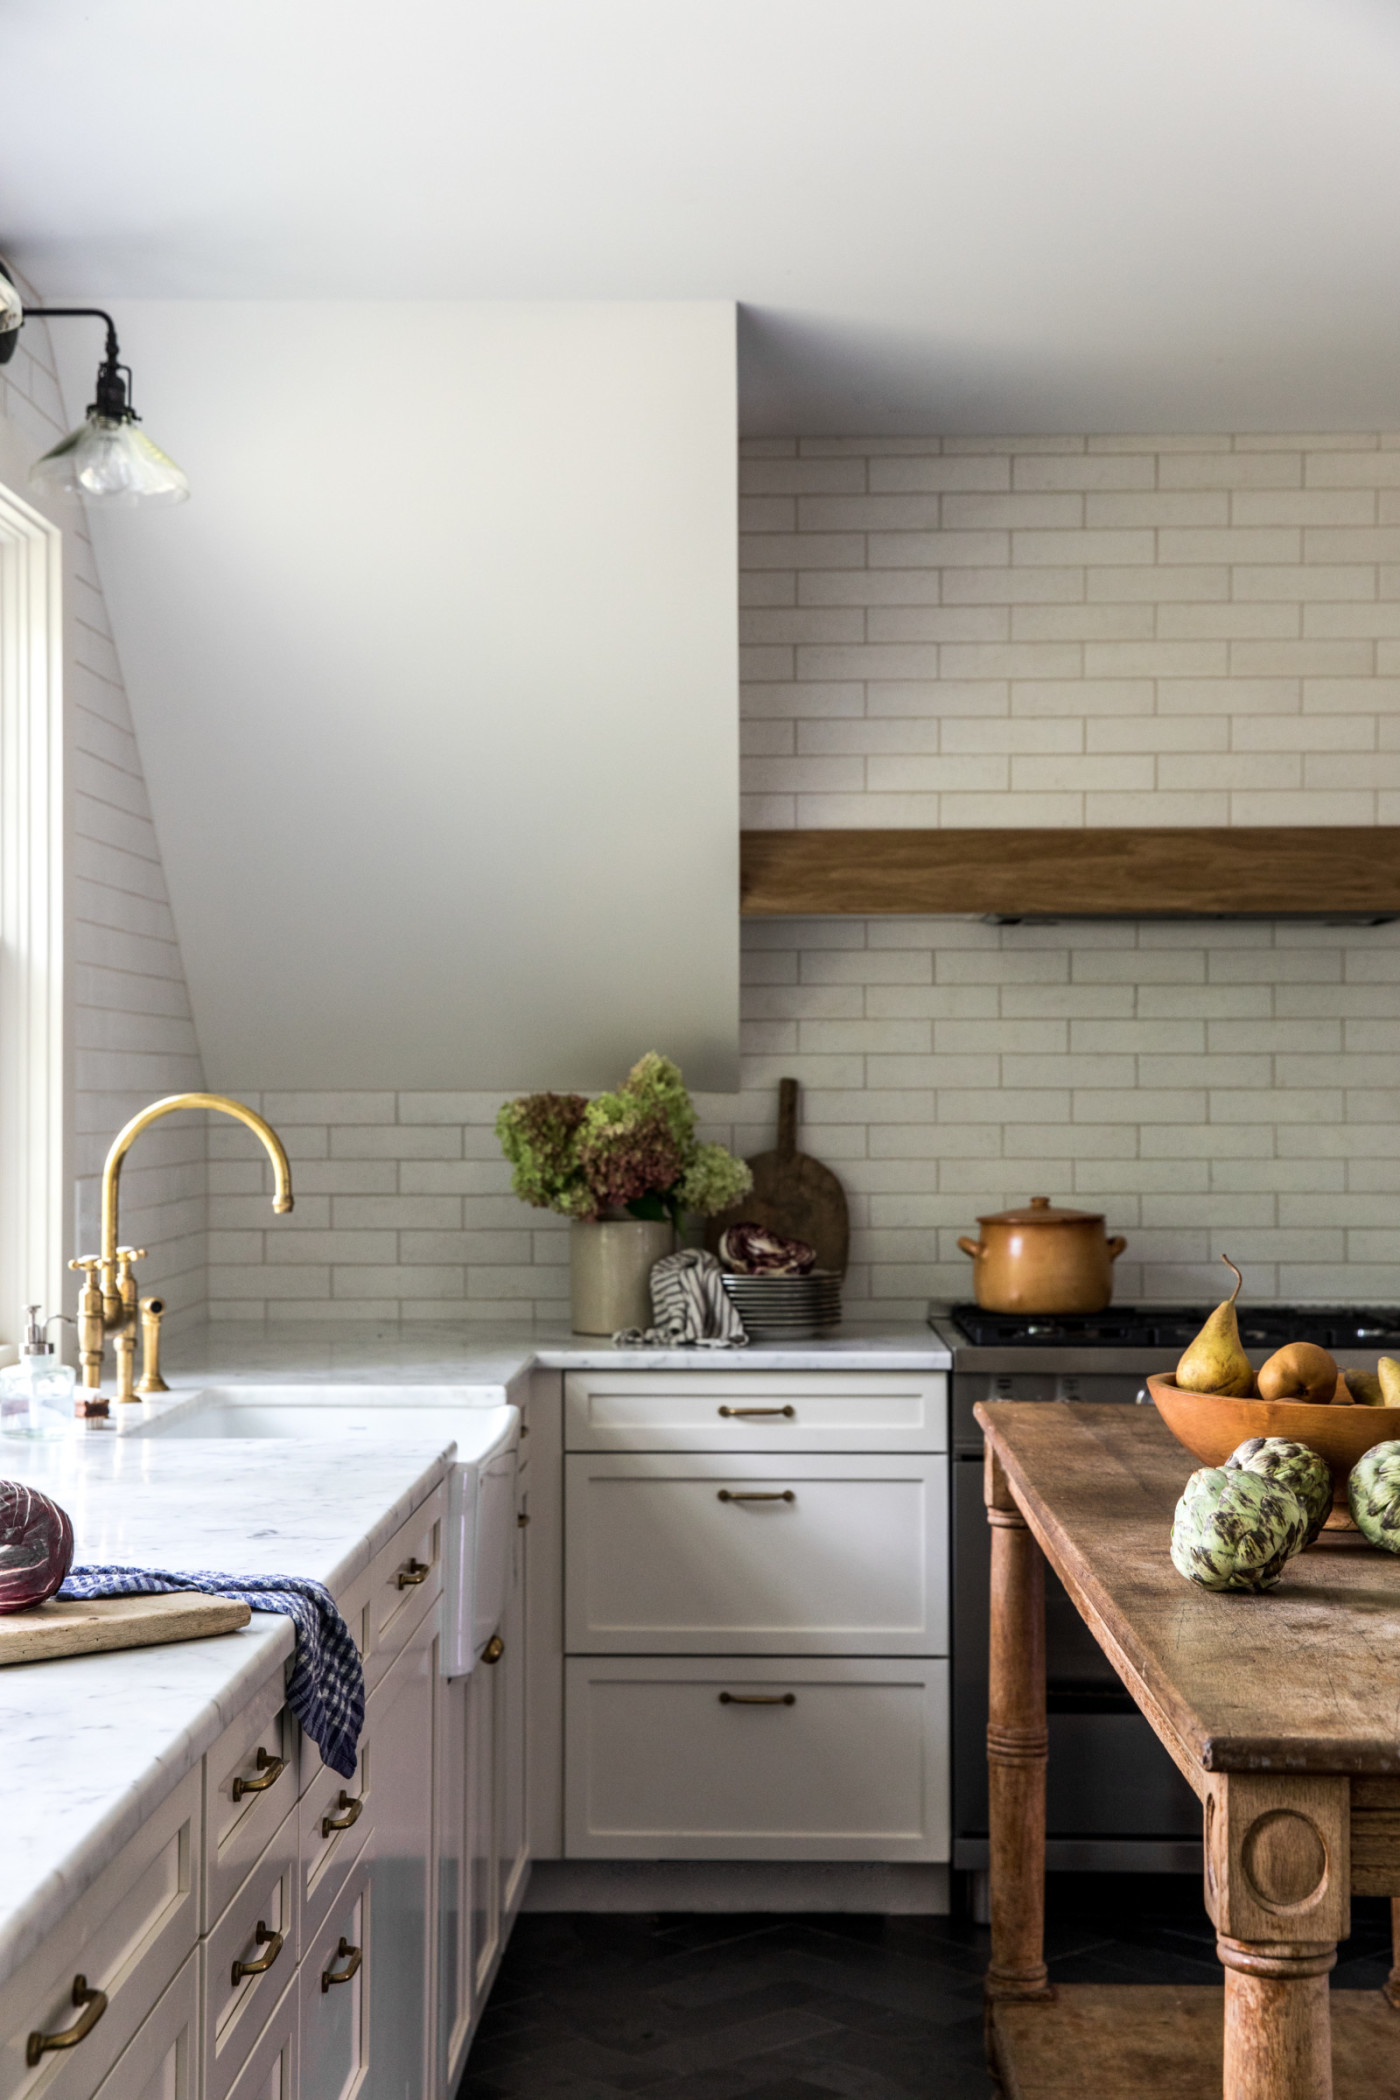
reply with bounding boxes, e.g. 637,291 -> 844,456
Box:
4,0 -> 1400,432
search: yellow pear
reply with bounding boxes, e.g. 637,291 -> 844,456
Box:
1176,1256 -> 1256,1397
1343,1368 -> 1385,1407
1378,1358 -> 1400,1408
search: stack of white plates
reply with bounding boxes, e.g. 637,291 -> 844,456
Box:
719,1270 -> 842,1340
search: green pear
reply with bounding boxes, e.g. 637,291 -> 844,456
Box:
1343,1368 -> 1386,1407
1378,1358 -> 1400,1408
1176,1256 -> 1256,1398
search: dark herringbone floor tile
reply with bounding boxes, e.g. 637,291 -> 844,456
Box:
455,1882 -> 1398,2100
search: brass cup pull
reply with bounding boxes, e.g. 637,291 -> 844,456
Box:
719,1691 -> 796,1707
232,1745 -> 286,1801
26,1975 -> 108,2067
231,1921 -> 285,1986
321,1938 -> 363,1993
396,1558 -> 430,1589
718,1405 -> 795,1419
322,1789 -> 364,1837
481,1633 -> 505,1665
717,1489 -> 795,1504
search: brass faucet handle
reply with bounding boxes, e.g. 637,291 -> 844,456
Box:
68,1256 -> 103,1273
115,1247 -> 148,1265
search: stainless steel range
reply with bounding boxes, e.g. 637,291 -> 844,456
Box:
930,1299 -> 1400,1882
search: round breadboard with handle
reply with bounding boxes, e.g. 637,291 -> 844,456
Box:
704,1076 -> 849,1277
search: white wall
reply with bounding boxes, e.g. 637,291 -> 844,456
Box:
0,298 -> 207,1331
207,431 -> 1400,1318
77,301 -> 740,1094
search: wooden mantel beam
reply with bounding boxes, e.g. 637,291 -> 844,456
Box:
739,827 -> 1400,919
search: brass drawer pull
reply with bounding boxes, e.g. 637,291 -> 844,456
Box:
322,1788 -> 364,1837
231,1921 -> 284,1986
719,1691 -> 796,1707
321,1937 -> 363,1993
27,1976 -> 108,2066
481,1633 -> 505,1665
718,1405 -> 795,1419
232,1745 -> 286,1801
717,1489 -> 795,1504
396,1557 -> 430,1589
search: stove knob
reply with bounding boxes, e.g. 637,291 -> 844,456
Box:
1135,1387 -> 1151,1405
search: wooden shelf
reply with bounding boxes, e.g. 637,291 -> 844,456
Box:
739,827 -> 1400,919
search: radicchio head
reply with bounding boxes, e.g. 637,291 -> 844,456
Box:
717,1223 -> 818,1276
0,1480 -> 74,1613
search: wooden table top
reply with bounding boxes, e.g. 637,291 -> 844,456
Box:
976,1400 -> 1400,1781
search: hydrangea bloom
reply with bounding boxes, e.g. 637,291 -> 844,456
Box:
495,1055 -> 751,1226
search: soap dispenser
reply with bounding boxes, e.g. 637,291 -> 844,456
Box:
0,1305 -> 76,1439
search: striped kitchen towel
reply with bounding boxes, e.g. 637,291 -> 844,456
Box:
59,1566 -> 364,1777
614,1247 -> 748,1349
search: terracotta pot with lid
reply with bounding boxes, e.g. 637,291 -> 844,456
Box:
958,1196 -> 1127,1314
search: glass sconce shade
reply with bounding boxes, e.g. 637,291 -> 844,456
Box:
0,274 -> 21,366
30,413 -> 189,507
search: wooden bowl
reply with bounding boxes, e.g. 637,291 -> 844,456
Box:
1147,1373 -> 1400,1544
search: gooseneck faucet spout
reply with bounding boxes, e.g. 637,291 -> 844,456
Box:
71,1093 -> 294,1403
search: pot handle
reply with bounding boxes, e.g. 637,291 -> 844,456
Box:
1107,1236 -> 1127,1261
957,1237 -> 984,1261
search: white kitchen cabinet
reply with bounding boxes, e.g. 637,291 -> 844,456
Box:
564,1371 -> 947,1454
560,1369 -> 951,1865
565,1655 -> 950,1861
91,1952 -> 198,2100
204,1805 -> 299,2100
299,1855 -> 370,2100
363,1610 -> 437,2100
0,1764 -> 200,2100
566,1451 -> 947,1656
223,1977 -> 298,2100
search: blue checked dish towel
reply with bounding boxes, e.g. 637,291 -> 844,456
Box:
59,1566 -> 365,1778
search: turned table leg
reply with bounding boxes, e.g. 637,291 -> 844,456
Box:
1205,1773 -> 1348,2100
984,1445 -> 1052,2004
1385,1899 -> 1400,2011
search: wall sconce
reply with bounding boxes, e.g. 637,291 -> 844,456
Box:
0,266 -> 188,507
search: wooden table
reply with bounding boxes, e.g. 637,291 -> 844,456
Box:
976,1401 -> 1400,2100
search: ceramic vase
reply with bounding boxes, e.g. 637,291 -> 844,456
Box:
569,1218 -> 674,1335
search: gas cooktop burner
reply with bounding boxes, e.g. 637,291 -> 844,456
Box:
943,1303 -> 1400,1350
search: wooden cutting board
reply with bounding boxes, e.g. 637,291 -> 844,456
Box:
705,1076 -> 850,1277
0,1590 -> 251,1666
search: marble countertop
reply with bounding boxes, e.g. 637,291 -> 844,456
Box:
0,1431 -> 454,1988
155,1317 -> 953,1392
0,1316 -> 949,1987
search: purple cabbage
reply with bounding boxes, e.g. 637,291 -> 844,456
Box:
0,1480 -> 74,1613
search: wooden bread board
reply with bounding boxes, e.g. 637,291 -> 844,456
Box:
704,1076 -> 850,1277
0,1591 -> 251,1666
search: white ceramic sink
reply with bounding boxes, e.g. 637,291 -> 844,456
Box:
128,1385 -> 520,1675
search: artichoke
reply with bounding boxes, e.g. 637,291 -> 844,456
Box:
1225,1436 -> 1333,1548
1170,1466 -> 1308,1593
1348,1440 -> 1400,1553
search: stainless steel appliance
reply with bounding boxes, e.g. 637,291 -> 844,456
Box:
932,1299 -> 1400,1881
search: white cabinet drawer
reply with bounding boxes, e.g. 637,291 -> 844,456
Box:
564,1371 -> 946,1453
565,1452 -> 947,1655
564,1656 -> 949,1861
298,1854 -> 370,2100
91,1952 -> 197,2100
0,1766 -> 199,2100
299,1619 -> 419,1943
203,1807 -> 298,2100
205,1676 -> 296,1930
90,1948 -> 197,2100
363,1488 -> 444,1693
222,1975 -> 297,2100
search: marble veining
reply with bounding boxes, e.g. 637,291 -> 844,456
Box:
0,1434 -> 452,1986
160,1318 -> 952,1388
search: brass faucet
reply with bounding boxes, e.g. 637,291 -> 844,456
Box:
70,1093 -> 293,1403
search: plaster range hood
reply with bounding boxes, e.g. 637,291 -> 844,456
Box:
739,828 -> 1400,923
